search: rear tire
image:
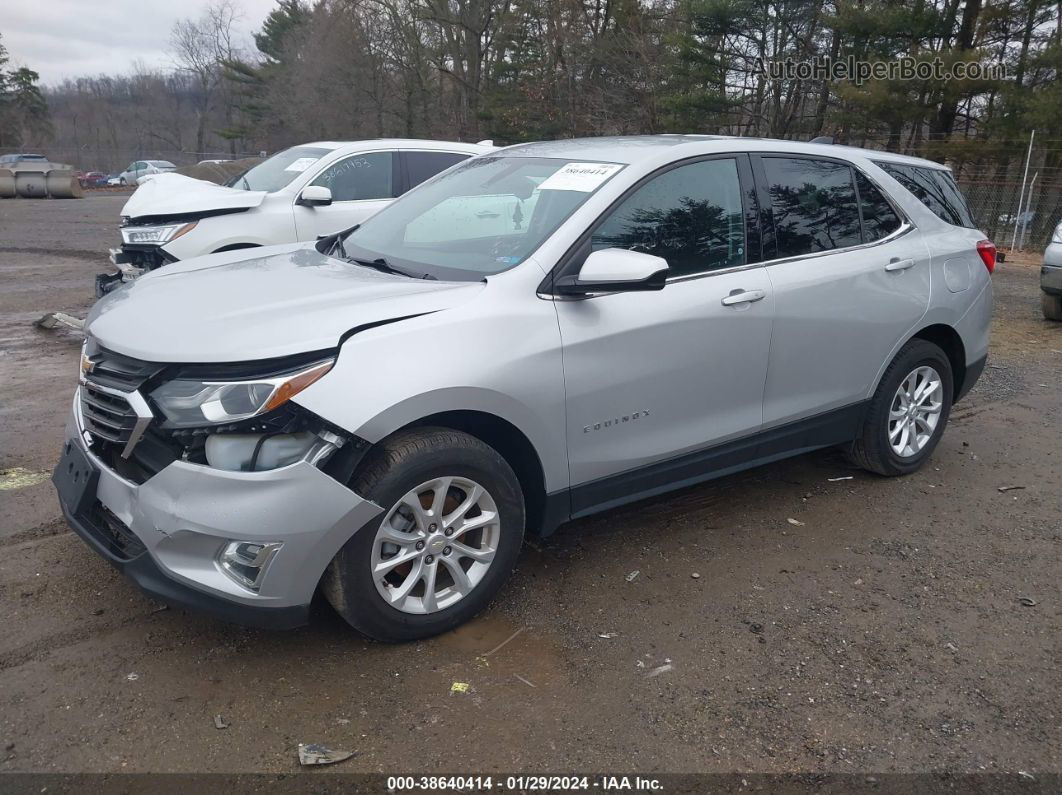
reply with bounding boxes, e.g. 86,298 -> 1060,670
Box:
847,339 -> 953,477
322,427 -> 525,642
1043,293 -> 1062,322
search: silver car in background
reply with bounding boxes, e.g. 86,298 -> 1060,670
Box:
54,136 -> 994,641
117,159 -> 177,185
1042,221 -> 1062,320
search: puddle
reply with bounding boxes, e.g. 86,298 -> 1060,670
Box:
432,613 -> 525,656
0,467 -> 50,491
413,613 -> 569,694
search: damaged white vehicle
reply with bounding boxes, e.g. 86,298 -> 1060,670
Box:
100,139 -> 494,293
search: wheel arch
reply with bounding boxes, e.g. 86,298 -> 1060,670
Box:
387,410 -> 552,536
910,323 -> 966,401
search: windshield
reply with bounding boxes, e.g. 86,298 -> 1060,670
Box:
340,156 -> 624,280
226,145 -> 331,192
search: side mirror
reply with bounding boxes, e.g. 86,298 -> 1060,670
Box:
298,185 -> 333,207
554,248 -> 669,296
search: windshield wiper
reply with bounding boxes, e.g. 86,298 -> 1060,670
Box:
350,256 -> 413,278
346,250 -> 437,280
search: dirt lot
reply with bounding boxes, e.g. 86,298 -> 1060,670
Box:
0,195 -> 1059,777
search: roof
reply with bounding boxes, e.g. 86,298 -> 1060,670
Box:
298,139 -> 495,152
493,134 -> 948,170
496,135 -> 729,163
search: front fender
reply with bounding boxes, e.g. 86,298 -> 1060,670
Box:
293,296 -> 568,493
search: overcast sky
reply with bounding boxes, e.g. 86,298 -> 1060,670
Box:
1,0 -> 279,87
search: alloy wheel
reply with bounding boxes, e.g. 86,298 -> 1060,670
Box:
888,365 -> 944,458
370,476 -> 500,614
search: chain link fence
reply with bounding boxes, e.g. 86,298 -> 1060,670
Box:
29,148 -> 267,175
959,175 -> 1062,253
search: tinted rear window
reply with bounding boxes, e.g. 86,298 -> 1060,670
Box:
855,171 -> 902,242
762,156 -> 862,258
405,151 -> 471,190
876,162 -> 976,228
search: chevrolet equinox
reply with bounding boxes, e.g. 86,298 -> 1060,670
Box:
54,136 -> 994,641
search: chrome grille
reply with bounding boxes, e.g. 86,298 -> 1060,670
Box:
80,383 -> 139,445
79,348 -> 163,456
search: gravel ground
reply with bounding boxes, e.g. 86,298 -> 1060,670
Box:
0,195 -> 1059,777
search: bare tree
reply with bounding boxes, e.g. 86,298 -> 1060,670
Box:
170,0 -> 243,154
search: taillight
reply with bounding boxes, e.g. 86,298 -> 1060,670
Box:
976,240 -> 996,274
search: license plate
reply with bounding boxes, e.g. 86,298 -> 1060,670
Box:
52,440 -> 100,516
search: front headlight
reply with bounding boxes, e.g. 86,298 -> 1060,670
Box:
121,221 -> 197,245
150,359 -> 333,428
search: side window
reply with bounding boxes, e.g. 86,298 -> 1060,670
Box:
311,151 -> 393,201
762,157 -> 861,258
855,171 -> 902,242
876,162 -> 976,228
405,151 -> 470,191
590,158 -> 745,278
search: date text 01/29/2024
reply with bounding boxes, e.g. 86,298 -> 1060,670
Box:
385,775 -> 664,791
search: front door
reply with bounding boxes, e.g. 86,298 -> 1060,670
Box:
554,155 -> 775,514
294,151 -> 397,240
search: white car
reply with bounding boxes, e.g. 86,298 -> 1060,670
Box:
117,160 -> 176,186
109,140 -> 495,274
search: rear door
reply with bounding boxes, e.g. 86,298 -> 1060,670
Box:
754,154 -> 931,428
294,150 -> 399,239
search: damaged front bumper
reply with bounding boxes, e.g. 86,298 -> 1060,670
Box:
96,246 -> 178,297
54,396 -> 382,628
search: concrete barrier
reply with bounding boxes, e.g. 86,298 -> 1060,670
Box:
14,169 -> 47,198
45,169 -> 84,199
0,164 -> 84,198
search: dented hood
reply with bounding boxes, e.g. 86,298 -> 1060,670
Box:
120,173 -> 267,219
86,244 -> 484,362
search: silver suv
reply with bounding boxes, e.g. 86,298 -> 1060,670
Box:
54,136 -> 994,641
1042,221 -> 1062,320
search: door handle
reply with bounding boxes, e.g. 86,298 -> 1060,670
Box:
885,258 -> 915,272
475,210 -> 500,219
721,289 -> 766,306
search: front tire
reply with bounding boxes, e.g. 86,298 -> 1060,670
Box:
1043,293 -> 1062,321
322,428 -> 525,642
847,339 -> 953,476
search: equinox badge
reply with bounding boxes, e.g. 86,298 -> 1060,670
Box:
584,410 -> 651,433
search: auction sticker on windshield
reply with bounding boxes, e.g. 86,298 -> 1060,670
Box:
538,162 -> 623,192
284,157 -> 319,172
